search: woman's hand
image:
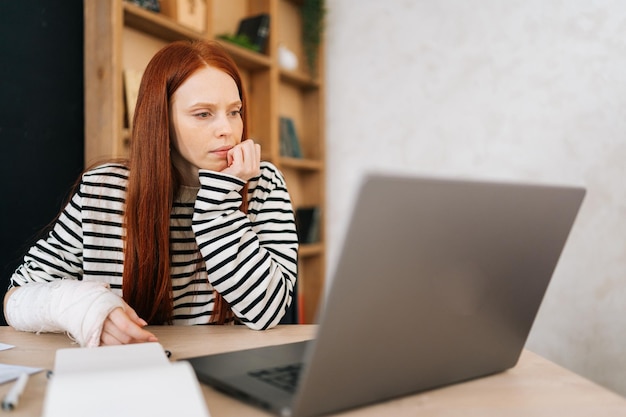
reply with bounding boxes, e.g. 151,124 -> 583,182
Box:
222,139 -> 261,181
100,304 -> 158,346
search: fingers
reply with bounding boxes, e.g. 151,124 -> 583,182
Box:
223,139 -> 261,181
100,307 -> 158,346
123,304 -> 148,327
228,140 -> 259,171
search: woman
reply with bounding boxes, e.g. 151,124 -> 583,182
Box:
3,40 -> 298,347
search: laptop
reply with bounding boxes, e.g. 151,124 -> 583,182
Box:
185,173 -> 585,417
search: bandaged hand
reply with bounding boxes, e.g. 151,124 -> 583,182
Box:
5,280 -> 154,347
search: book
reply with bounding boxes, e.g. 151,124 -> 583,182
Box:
126,0 -> 160,12
42,343 -> 210,417
295,206 -> 321,244
279,117 -> 292,157
279,116 -> 303,158
236,13 -> 270,53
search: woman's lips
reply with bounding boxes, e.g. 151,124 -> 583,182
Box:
210,146 -> 232,157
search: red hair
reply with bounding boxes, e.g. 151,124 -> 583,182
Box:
124,40 -> 248,324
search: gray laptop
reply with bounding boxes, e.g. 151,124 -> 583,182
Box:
185,173 -> 585,417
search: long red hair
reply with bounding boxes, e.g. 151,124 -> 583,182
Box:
124,40 -> 248,324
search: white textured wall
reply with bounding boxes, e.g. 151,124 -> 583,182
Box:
324,0 -> 626,396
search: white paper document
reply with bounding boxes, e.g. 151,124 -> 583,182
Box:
0,343 -> 15,351
42,343 -> 210,417
0,364 -> 43,384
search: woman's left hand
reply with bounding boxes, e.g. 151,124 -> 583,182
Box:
222,139 -> 261,181
100,304 -> 158,346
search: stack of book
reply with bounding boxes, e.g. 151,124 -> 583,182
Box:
295,207 -> 321,244
279,116 -> 303,158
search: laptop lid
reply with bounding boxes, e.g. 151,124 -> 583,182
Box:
290,173 -> 585,416
187,173 -> 585,417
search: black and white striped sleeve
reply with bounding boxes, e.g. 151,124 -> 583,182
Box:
192,162 -> 298,330
10,183 -> 85,287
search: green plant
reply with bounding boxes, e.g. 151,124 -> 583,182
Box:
301,0 -> 326,76
217,33 -> 260,52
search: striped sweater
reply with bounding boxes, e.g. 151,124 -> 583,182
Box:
10,162 -> 298,329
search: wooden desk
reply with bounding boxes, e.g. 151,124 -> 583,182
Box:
1,325 -> 626,416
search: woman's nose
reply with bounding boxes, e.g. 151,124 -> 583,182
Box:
215,113 -> 233,136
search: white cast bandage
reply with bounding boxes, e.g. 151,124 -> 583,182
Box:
5,280 -> 126,347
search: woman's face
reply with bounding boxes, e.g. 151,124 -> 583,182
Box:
169,65 -> 243,186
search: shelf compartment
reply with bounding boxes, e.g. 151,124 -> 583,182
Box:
297,254 -> 324,323
123,2 -> 205,41
281,167 -> 322,209
299,243 -> 323,258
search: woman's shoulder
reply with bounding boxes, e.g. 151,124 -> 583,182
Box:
84,162 -> 129,176
82,162 -> 130,185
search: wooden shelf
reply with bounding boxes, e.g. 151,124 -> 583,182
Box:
123,2 -> 204,41
299,243 -> 323,258
279,157 -> 324,171
218,41 -> 272,71
280,68 -> 321,89
85,0 -> 326,324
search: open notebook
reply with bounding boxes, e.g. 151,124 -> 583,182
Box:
43,342 -> 209,417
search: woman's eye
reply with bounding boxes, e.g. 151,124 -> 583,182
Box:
229,109 -> 242,117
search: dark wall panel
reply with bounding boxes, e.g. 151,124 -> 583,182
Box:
0,2 -> 84,324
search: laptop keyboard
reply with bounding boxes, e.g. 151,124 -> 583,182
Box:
248,363 -> 303,393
